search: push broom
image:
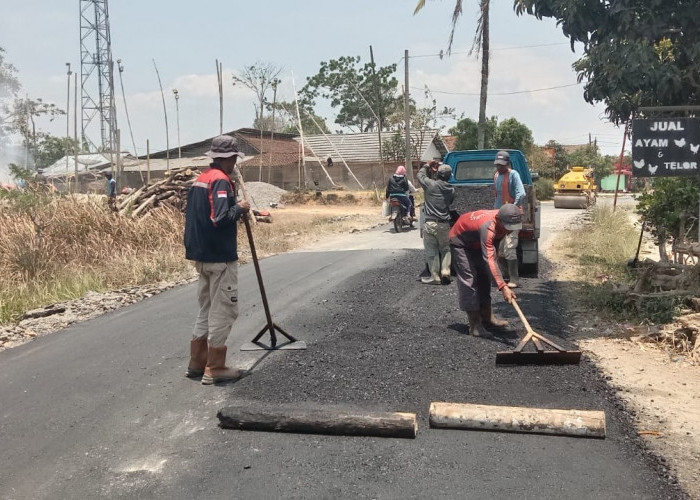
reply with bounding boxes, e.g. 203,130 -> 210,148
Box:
495,299 -> 581,365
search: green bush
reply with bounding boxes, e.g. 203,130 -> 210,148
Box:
582,282 -> 681,324
534,177 -> 554,201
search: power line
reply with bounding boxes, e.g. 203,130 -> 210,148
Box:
411,82 -> 581,96
400,42 -> 569,61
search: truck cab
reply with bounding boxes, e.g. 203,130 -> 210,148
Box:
442,149 -> 540,275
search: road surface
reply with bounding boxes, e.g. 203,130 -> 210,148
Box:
0,195 -> 682,499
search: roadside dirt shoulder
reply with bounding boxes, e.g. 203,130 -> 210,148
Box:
546,234 -> 700,498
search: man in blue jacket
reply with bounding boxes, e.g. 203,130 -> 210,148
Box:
493,150 -> 525,288
184,135 -> 250,385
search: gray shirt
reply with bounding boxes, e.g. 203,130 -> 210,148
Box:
417,166 -> 455,223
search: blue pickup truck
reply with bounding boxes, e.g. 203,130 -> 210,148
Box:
442,149 -> 541,275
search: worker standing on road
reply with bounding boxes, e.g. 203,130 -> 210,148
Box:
385,165 -> 414,222
449,204 -> 520,338
104,172 -> 117,212
184,135 -> 251,385
493,150 -> 526,288
417,161 -> 455,284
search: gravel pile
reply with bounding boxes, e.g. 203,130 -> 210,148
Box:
451,185 -> 496,214
245,181 -> 287,210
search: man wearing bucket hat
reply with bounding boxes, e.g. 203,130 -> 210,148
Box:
448,203 -> 520,338
184,135 -> 251,385
492,150 -> 526,288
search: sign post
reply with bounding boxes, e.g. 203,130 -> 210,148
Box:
632,117 -> 700,178
633,116 -> 700,240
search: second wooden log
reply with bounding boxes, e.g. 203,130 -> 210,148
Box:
429,402 -> 605,438
218,404 -> 417,439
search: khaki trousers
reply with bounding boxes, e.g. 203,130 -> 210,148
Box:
498,230 -> 519,261
192,261 -> 239,347
424,221 -> 452,277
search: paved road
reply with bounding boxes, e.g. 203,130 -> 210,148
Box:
1,194 -> 681,499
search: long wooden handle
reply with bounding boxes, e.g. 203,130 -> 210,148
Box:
510,299 -> 535,335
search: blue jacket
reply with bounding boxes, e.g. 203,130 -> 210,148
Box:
493,169 -> 525,208
184,167 -> 245,262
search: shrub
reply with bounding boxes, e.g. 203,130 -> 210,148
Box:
534,177 -> 554,201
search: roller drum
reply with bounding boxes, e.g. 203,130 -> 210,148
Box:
553,194 -> 589,209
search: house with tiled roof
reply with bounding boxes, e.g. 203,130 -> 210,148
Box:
442,135 -> 457,152
297,129 -> 448,189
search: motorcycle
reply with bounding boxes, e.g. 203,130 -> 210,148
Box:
388,197 -> 413,233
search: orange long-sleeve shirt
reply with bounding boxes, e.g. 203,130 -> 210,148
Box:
448,210 -> 508,290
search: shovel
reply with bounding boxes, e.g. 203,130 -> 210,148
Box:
495,299 -> 581,365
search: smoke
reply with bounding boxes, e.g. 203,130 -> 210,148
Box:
0,141 -> 30,184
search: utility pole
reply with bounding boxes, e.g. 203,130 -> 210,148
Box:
73,73 -> 79,192
65,62 -> 72,183
370,45 -> 383,185
404,49 -> 413,184
216,59 -> 223,134
116,59 -> 139,158
268,78 -> 280,183
65,63 -> 71,139
173,88 -> 181,158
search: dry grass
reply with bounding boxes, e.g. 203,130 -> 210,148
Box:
561,204 -> 639,278
0,193 -> 383,325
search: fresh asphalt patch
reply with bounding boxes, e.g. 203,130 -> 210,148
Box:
207,249 -> 685,499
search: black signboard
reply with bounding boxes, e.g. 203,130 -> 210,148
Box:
632,117 -> 700,177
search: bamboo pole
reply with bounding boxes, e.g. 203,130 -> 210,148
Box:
306,112 -> 364,189
291,71 -> 309,190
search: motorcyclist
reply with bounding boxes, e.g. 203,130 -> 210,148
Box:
385,165 -> 414,222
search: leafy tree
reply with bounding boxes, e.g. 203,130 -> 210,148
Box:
494,117 -> 534,152
274,100 -> 330,135
637,178 -> 700,261
0,47 -> 20,100
232,61 -> 282,129
415,0 -> 491,148
544,140 -> 569,180
514,0 -> 700,125
566,143 -> 613,188
449,116 -> 497,150
0,47 -> 22,142
381,131 -> 424,161
526,145 -> 554,179
382,132 -> 406,161
300,55 -> 400,132
35,136 -> 79,169
6,98 -> 64,167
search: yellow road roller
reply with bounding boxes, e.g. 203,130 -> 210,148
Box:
553,166 -> 596,209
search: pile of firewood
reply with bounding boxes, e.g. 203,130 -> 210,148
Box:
117,167 -> 198,217
115,167 -> 273,223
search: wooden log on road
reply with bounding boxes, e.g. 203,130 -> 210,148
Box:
218,404 -> 417,438
429,402 -> 605,438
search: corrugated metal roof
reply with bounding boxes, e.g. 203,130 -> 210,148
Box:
296,129 -> 447,163
43,152 -> 135,177
122,156 -> 212,172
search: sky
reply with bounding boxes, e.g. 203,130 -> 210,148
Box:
0,0 -> 626,182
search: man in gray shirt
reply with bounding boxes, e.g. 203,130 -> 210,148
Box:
417,161 -> 455,284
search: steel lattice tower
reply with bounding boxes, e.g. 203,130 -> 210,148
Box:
80,0 -> 116,152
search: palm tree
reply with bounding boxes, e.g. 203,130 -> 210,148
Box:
414,0 -> 490,149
